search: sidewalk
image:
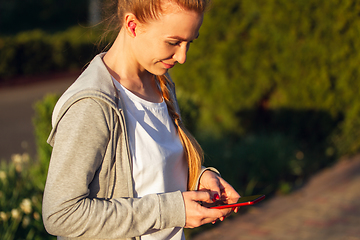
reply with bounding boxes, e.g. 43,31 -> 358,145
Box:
192,155 -> 360,240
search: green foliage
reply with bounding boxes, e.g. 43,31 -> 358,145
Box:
201,133 -> 319,196
171,0 -> 360,157
0,154 -> 55,240
0,26 -> 106,81
333,105 -> 360,156
32,94 -> 60,189
0,94 -> 59,238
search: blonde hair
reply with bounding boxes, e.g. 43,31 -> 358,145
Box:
157,75 -> 204,190
102,0 -> 209,44
103,0 -> 209,190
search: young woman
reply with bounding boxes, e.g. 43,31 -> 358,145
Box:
42,0 -> 240,239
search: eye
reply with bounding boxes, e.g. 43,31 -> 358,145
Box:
167,41 -> 181,46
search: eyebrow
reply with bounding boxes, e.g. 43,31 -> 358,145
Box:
168,33 -> 200,42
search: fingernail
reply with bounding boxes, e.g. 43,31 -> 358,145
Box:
212,221 -> 216,224
212,193 -> 219,202
234,207 -> 238,213
220,217 -> 225,221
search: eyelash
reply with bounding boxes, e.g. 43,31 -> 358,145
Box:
167,41 -> 193,47
167,41 -> 181,46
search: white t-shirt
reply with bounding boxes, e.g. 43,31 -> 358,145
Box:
113,78 -> 187,240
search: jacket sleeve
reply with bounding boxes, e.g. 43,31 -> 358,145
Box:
42,98 -> 185,239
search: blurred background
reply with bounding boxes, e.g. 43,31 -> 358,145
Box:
1,0 -> 360,239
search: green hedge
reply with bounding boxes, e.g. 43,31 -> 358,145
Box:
0,27 -> 106,82
167,0 -> 360,208
171,0 -> 360,157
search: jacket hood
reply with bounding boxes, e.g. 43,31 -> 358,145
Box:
48,53 -> 121,145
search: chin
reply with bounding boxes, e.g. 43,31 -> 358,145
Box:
150,67 -> 169,76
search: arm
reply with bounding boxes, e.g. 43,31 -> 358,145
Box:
42,98 -> 185,238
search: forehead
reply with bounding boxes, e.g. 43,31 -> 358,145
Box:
145,6 -> 204,40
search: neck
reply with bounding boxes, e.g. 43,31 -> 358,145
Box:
103,30 -> 162,103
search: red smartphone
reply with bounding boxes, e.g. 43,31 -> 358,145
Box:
207,194 -> 265,209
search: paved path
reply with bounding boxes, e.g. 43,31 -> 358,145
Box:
192,155 -> 360,240
0,73 -> 76,161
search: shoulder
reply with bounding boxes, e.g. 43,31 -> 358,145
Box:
52,53 -> 120,127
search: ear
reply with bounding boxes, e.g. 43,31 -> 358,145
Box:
124,13 -> 138,37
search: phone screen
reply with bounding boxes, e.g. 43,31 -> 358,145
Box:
203,194 -> 265,209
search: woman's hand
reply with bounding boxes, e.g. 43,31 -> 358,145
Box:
182,191 -> 224,228
198,170 -> 241,221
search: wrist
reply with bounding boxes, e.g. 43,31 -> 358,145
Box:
195,167 -> 221,190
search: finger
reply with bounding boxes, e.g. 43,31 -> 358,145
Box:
187,208 -> 223,227
201,213 -> 222,225
189,190 -> 212,202
205,176 -> 221,200
212,193 -> 219,202
219,208 -> 232,217
218,177 -> 241,200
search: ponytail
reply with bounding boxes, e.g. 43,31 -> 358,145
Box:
156,75 -> 203,190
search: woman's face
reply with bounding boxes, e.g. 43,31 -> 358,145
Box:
132,3 -> 204,76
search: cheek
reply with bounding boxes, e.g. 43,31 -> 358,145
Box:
133,40 -> 154,63
146,45 -> 174,62
158,45 -> 176,59
134,37 -> 174,62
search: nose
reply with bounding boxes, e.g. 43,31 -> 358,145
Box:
173,45 -> 188,64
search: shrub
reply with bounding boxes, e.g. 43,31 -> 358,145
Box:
0,94 -> 59,239
0,27 -> 105,82
32,94 -> 60,189
171,0 -> 360,160
200,132 -> 321,196
0,154 -> 55,240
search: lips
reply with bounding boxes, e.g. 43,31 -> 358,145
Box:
161,61 -> 175,69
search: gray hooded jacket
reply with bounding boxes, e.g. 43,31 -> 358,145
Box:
42,53 -> 199,240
